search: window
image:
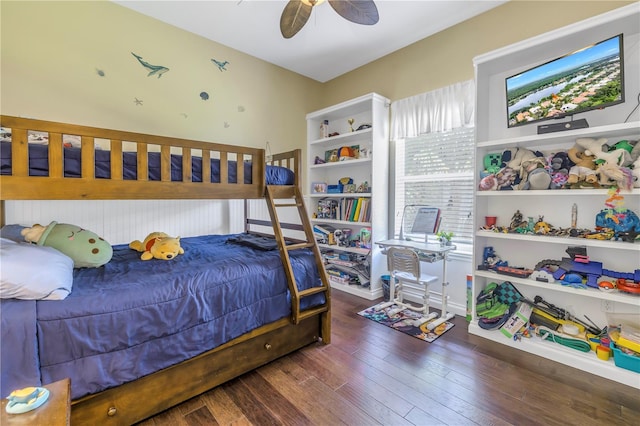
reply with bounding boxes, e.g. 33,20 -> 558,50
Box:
394,127 -> 475,251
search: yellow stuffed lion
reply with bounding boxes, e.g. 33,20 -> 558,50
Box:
129,232 -> 184,260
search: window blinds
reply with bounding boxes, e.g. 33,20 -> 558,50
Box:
394,127 -> 475,245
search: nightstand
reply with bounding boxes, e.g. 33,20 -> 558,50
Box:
1,378 -> 70,425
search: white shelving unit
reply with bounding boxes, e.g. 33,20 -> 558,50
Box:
471,4 -> 640,388
306,93 -> 390,300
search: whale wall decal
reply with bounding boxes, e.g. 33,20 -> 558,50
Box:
131,52 -> 169,78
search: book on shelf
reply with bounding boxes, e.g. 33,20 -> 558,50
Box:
339,197 -> 370,222
326,258 -> 358,268
313,223 -> 339,245
328,276 -> 351,285
326,263 -> 370,287
358,198 -> 370,222
313,224 -> 338,235
352,198 -> 362,222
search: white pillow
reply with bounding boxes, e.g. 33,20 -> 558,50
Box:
0,238 -> 73,300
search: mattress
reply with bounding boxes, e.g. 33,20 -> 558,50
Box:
0,234 -> 324,399
0,142 -> 295,185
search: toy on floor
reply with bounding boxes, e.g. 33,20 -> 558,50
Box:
5,387 -> 50,414
21,221 -> 113,268
130,232 -> 184,260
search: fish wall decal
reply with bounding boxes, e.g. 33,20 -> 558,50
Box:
211,59 -> 229,72
131,52 -> 169,78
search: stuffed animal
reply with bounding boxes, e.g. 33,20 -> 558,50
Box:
596,163 -> 634,189
129,232 -> 184,260
502,147 -> 537,185
629,141 -> 640,188
632,157 -> 640,188
520,167 -> 552,190
20,221 -> 112,268
630,140 -> 640,163
566,144 -> 597,184
576,137 -> 632,167
547,152 -> 573,189
482,152 -> 503,176
478,174 -> 498,191
518,157 -> 550,190
495,166 -> 518,190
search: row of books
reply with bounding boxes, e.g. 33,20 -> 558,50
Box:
342,197 -> 371,222
316,197 -> 371,223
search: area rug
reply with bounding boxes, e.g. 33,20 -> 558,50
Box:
357,302 -> 454,343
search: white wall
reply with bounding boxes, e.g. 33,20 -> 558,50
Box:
5,200 -> 232,246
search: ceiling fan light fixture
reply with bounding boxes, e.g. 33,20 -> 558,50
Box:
301,0 -> 326,7
281,0 -> 377,39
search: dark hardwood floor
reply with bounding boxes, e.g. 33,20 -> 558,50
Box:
140,290 -> 640,426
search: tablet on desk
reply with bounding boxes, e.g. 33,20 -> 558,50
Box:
411,207 -> 440,235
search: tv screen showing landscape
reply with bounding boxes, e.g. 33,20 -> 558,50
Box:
506,34 -> 624,128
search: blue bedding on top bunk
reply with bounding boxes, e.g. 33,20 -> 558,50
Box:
0,234 -> 324,400
0,142 -> 295,185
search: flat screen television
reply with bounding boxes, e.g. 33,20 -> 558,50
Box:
506,34 -> 624,128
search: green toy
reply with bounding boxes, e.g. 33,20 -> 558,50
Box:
483,153 -> 502,175
21,221 -> 113,268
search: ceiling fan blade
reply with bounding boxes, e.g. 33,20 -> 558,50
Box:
280,0 -> 313,39
328,0 -> 379,25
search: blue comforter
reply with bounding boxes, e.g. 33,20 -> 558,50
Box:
0,234 -> 323,399
0,142 -> 295,185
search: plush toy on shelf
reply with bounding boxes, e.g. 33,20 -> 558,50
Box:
577,137 -> 632,168
629,141 -> 640,187
575,138 -> 636,189
495,166 -> 518,190
518,157 -> 551,190
547,151 -> 574,189
130,232 -> 184,261
566,143 -> 597,185
632,156 -> 640,188
21,221 -> 113,268
596,163 -> 634,190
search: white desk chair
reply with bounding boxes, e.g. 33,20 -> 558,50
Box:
375,246 -> 439,327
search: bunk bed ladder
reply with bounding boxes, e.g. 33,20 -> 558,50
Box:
264,185 -> 331,335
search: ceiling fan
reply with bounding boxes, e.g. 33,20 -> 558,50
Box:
280,0 -> 379,39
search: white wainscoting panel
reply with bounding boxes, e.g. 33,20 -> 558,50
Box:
4,200 -> 232,245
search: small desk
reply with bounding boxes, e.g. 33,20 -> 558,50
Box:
1,378 -> 71,426
376,239 -> 456,330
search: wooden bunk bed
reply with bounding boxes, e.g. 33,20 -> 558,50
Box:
0,115 -> 331,425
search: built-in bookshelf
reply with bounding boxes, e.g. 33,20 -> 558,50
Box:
471,4 -> 640,388
306,93 -> 390,300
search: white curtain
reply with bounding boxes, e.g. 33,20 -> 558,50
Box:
390,80 -> 475,140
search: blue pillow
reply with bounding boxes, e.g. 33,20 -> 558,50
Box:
0,238 -> 73,300
0,224 -> 26,242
